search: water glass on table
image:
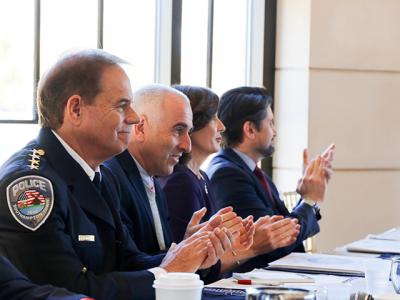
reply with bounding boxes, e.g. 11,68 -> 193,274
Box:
390,256 -> 400,294
364,259 -> 390,295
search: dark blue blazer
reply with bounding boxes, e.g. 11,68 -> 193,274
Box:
207,148 -> 320,268
0,256 -> 88,300
159,164 -> 217,243
105,151 -> 221,283
104,150 -> 173,255
0,128 -> 163,300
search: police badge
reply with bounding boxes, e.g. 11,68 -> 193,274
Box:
6,175 -> 54,231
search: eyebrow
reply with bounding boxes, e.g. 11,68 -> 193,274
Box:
173,122 -> 189,129
115,98 -> 133,106
172,122 -> 193,132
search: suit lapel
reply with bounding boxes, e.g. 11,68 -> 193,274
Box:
221,148 -> 282,212
116,151 -> 156,230
38,128 -> 116,230
222,149 -> 270,198
265,175 -> 289,215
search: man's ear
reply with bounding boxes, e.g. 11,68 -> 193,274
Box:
64,95 -> 83,125
133,115 -> 147,142
242,120 -> 257,140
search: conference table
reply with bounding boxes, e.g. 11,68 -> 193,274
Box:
201,230 -> 400,300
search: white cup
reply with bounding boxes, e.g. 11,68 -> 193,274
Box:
153,272 -> 204,300
364,259 -> 390,295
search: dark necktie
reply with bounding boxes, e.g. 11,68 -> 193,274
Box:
93,171 -> 102,191
253,166 -> 273,200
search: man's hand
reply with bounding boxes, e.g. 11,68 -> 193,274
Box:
183,206 -> 242,239
219,210 -> 243,234
183,207 -> 209,240
302,144 -> 335,182
171,217 -> 236,272
160,231 -> 211,272
296,156 -> 328,202
231,215 -> 255,252
320,144 -> 335,181
250,215 -> 300,256
199,227 -> 234,269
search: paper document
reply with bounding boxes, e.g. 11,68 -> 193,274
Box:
347,238 -> 400,254
369,227 -> 400,241
233,269 -> 315,284
267,253 -> 387,276
207,270 -> 356,291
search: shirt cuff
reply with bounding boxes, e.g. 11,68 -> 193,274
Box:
302,198 -> 321,216
303,198 -> 316,207
148,267 -> 167,279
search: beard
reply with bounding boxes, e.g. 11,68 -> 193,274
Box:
258,144 -> 275,158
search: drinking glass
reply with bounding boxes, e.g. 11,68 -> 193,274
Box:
390,256 -> 400,294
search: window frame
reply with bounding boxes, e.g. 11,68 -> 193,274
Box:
171,0 -> 276,90
0,0 -> 276,126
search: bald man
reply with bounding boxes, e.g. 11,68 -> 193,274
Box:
104,84 -> 239,282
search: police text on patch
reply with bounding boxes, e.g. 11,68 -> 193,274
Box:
12,178 -> 47,197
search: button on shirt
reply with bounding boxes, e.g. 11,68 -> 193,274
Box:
132,157 -> 166,251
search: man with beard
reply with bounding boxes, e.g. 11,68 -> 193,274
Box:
207,86 -> 335,268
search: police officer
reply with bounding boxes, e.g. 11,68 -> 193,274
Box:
0,49 -> 228,300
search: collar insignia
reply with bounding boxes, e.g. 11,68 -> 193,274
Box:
28,149 -> 45,170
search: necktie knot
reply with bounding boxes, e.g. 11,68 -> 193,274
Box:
253,167 -> 264,179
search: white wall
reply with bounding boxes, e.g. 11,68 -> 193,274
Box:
274,0 -> 400,251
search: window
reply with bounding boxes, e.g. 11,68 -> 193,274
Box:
212,0 -> 247,95
180,0 -> 208,86
0,0 -> 35,121
0,0 -> 158,163
104,0 -> 156,87
180,0 -> 269,96
0,0 -> 276,165
0,0 -> 157,124
40,0 -> 98,75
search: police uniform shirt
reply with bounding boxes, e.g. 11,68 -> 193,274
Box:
52,131 -> 167,277
0,128 -> 166,300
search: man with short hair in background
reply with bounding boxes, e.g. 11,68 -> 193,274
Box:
207,86 -> 335,269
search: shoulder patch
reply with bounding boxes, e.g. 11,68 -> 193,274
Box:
6,175 -> 54,231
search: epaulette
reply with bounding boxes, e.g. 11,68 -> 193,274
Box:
27,149 -> 45,170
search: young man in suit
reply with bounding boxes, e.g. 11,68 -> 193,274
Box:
207,86 -> 335,268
